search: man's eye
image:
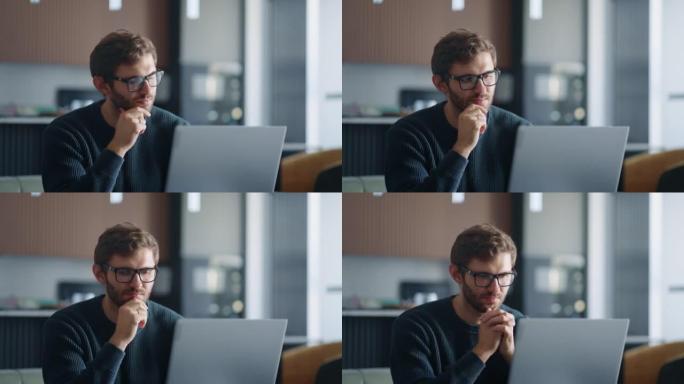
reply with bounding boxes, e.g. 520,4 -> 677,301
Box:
127,77 -> 143,86
460,76 -> 476,83
118,269 -> 134,275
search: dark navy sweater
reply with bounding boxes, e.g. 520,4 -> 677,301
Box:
385,102 -> 530,192
42,295 -> 181,384
390,296 -> 525,384
42,100 -> 188,192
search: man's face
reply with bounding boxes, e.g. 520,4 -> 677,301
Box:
106,53 -> 157,112
95,248 -> 156,307
456,252 -> 513,313
438,52 -> 496,112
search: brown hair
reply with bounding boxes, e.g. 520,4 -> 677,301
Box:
90,30 -> 157,81
450,224 -> 516,267
94,222 -> 159,265
431,29 -> 497,79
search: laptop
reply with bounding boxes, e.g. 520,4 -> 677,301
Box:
166,125 -> 286,192
166,318 -> 287,384
508,125 -> 629,192
509,318 -> 629,384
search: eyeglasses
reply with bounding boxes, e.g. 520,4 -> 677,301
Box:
447,69 -> 500,91
459,265 -> 516,288
111,70 -> 164,92
100,264 -> 158,283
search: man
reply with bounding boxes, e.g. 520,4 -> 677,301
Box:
42,30 -> 188,192
390,224 -> 525,384
43,223 -> 181,384
385,29 -> 531,192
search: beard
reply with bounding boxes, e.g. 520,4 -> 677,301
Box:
461,281 -> 504,314
446,85 -> 492,112
108,86 -> 153,112
105,279 -> 148,307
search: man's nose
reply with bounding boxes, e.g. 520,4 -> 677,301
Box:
129,272 -> 144,287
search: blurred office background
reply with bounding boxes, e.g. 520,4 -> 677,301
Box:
342,192 -> 684,371
0,0 -> 342,192
342,0 -> 684,193
0,192 -> 342,382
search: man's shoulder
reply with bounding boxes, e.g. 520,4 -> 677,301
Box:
489,105 -> 531,129
48,295 -> 102,325
150,106 -> 188,128
393,102 -> 444,130
397,296 -> 453,325
46,101 -> 102,133
148,300 -> 182,324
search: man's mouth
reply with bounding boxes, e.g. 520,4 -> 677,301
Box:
472,97 -> 488,106
481,295 -> 499,304
124,291 -> 144,300
136,98 -> 153,106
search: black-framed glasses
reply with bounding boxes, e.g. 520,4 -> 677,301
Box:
447,69 -> 500,91
459,265 -> 516,288
100,264 -> 158,283
111,70 -> 164,92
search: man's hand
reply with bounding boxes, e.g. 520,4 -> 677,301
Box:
108,299 -> 148,352
497,312 -> 516,363
452,104 -> 488,158
106,107 -> 151,158
472,309 -> 512,363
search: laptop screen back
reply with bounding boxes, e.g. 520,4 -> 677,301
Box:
509,318 -> 629,384
166,125 -> 286,192
166,318 -> 287,384
508,125 -> 629,192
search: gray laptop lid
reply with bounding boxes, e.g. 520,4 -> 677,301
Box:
166,319 -> 287,384
508,126 -> 629,192
509,318 -> 629,384
166,125 -> 286,192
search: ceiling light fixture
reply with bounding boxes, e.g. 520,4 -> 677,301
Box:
452,0 -> 465,11
530,0 -> 543,20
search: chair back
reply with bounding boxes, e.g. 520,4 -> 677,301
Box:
623,341 -> 684,384
623,149 -> 684,191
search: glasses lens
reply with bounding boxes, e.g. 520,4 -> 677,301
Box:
139,268 -> 157,282
482,71 -> 498,86
115,268 -> 135,283
459,76 -> 478,90
126,77 -> 144,92
498,273 -> 515,286
474,273 -> 495,287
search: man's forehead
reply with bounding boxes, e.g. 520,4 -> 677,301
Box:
107,248 -> 156,266
466,252 -> 513,271
114,54 -> 156,76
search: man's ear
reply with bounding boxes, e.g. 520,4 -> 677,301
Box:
92,264 -> 106,284
92,76 -> 110,98
449,264 -> 464,285
432,74 -> 449,94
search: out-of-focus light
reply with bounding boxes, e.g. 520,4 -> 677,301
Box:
372,0 -> 383,4
529,193 -> 543,212
372,192 -> 384,197
110,193 -> 123,204
452,0 -> 465,11
187,193 -> 201,212
30,0 -> 40,4
187,0 -> 200,19
109,0 -> 122,11
530,0 -> 543,20
451,193 -> 465,204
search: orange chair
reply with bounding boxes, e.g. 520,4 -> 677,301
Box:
623,149 -> 684,191
279,149 -> 342,192
280,341 -> 342,384
623,341 -> 684,384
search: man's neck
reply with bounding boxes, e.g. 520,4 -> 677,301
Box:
451,294 -> 483,326
101,295 -> 119,324
100,99 -> 119,128
443,101 -> 462,130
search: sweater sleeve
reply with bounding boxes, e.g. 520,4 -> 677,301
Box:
385,124 -> 467,192
390,315 -> 485,384
42,317 -> 125,384
41,122 -> 123,192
